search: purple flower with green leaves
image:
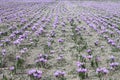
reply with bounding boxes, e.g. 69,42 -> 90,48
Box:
54,70 -> 65,77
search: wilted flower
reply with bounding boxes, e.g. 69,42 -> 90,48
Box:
94,40 -> 99,46
109,55 -> 115,62
50,30 -> 56,37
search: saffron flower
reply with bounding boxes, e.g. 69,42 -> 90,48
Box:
54,70 -> 65,77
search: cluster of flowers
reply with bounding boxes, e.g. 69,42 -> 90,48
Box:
76,61 -> 88,79
80,4 -> 120,49
96,67 -> 109,75
27,69 -> 42,79
77,68 -> 87,74
54,70 -> 65,78
35,54 -> 48,67
109,55 -> 119,70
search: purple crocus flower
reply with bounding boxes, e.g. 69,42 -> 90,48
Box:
2,49 -> 6,56
96,67 -> 109,74
108,39 -> 114,44
47,41 -> 51,47
54,70 -> 65,77
57,56 -> 63,60
95,56 -> 101,61
33,73 -> 38,77
111,42 -> 116,46
76,61 -> 85,67
102,68 -> 109,74
32,26 -> 37,31
27,69 -> 36,75
110,62 -> 119,68
87,55 -> 93,59
9,66 -> 15,71
94,40 -> 99,46
86,49 -> 92,54
16,55 -> 20,60
36,74 -> 42,79
100,46 -> 104,49
96,68 -> 101,73
20,49 -> 25,54
37,70 -> 42,74
39,58 -> 47,63
77,68 -> 87,73
109,55 -> 115,61
50,50 -> 55,54
58,38 -> 64,43
13,39 -> 21,45
54,71 -> 59,77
